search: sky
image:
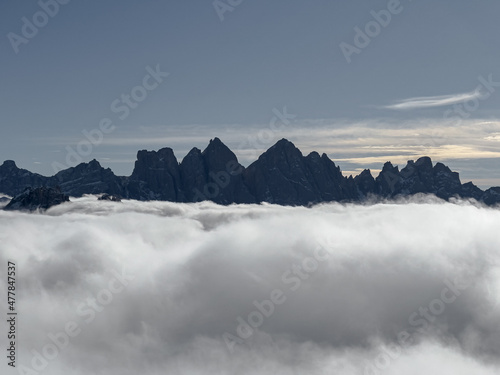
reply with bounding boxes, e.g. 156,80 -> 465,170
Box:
1,197 -> 500,374
1,0 -> 500,188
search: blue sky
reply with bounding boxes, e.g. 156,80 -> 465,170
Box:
1,0 -> 500,187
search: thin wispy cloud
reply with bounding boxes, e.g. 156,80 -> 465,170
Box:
383,90 -> 483,110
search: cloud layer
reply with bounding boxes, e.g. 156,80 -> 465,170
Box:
1,197 -> 500,374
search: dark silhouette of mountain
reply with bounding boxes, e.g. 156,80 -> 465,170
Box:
375,157 -> 465,200
1,138 -> 499,206
0,160 -> 50,196
52,159 -> 124,197
127,147 -> 183,201
243,139 -> 352,204
4,186 -> 69,212
180,138 -> 254,204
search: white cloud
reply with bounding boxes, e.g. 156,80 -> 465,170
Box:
1,197 -> 500,374
383,91 -> 484,110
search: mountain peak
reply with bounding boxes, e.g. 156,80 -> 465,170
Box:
88,159 -> 101,168
209,137 -> 223,145
203,137 -> 232,155
185,147 -> 202,157
415,156 -> 432,168
382,161 -> 395,171
261,139 -> 301,159
274,138 -> 296,149
1,160 -> 17,169
65,159 -> 102,172
434,162 -> 452,173
201,138 -> 238,167
138,147 -> 169,157
306,151 -> 321,159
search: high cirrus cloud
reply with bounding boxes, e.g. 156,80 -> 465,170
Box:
1,196 -> 499,375
383,90 -> 484,110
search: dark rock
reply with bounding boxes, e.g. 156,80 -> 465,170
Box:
98,194 -> 122,202
201,138 -> 254,204
304,152 -> 353,202
126,148 -> 183,201
243,139 -> 319,205
4,186 -> 69,212
432,162 -> 462,199
398,157 -> 435,195
354,169 -> 376,199
481,187 -> 500,206
460,182 -> 484,201
375,162 -> 401,197
51,159 -> 123,197
0,160 -> 50,197
179,147 -> 208,202
375,157 -> 463,200
180,138 -> 254,204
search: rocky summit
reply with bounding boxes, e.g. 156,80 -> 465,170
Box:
4,186 -> 70,212
98,194 -> 122,202
0,138 -> 499,206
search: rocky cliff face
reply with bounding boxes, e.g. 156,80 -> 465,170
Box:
1,138 -> 499,206
353,169 -> 376,199
4,186 -> 69,212
126,148 -> 183,201
243,139 -> 354,205
374,157 -> 466,200
180,138 -> 254,204
243,139 -> 319,205
304,152 -> 354,202
482,187 -> 500,206
0,160 -> 50,196
52,159 -> 124,197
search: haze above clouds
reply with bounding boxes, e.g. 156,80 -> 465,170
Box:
1,197 -> 499,374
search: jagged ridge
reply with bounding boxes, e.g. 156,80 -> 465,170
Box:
1,138 -> 499,206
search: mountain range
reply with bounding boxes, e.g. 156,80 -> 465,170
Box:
1,138 -> 499,206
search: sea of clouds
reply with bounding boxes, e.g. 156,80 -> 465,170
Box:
1,196 -> 499,375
